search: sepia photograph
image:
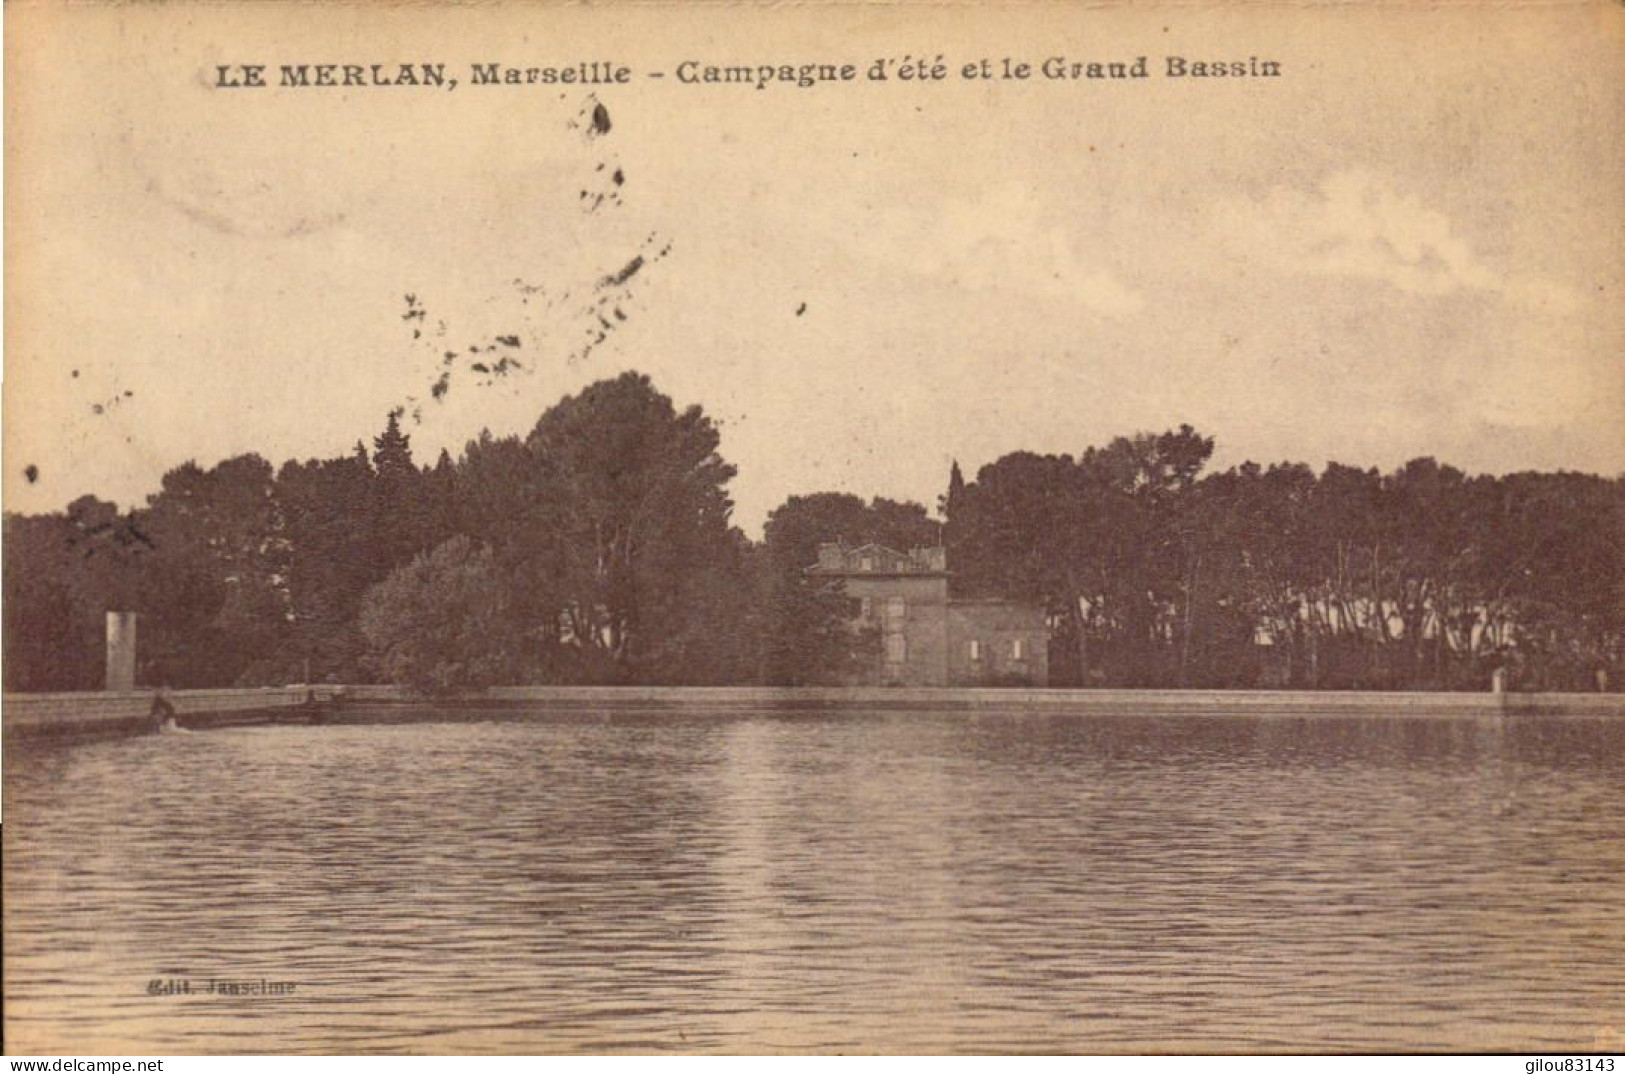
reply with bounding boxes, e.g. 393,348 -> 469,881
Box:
3,0 -> 1622,1058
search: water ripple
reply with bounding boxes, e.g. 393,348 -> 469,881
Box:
4,709 -> 1622,1053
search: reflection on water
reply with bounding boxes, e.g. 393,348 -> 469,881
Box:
4,709 -> 1623,1053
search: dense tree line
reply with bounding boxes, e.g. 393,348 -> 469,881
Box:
947,435 -> 1623,691
6,375 -> 752,691
4,373 -> 1619,693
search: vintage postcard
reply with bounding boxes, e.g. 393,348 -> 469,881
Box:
4,0 -> 1622,1057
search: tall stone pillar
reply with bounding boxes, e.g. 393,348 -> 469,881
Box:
106,611 -> 138,691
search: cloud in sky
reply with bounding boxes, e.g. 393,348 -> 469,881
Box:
7,3 -> 1619,533
861,180 -> 1144,318
1222,170 -> 1579,314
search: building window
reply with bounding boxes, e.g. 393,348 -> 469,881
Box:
859,596 -> 873,619
860,556 -> 874,572
968,639 -> 982,661
886,633 -> 907,664
1012,638 -> 1026,661
886,596 -> 906,619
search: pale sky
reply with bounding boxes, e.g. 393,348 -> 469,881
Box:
6,2 -> 1622,535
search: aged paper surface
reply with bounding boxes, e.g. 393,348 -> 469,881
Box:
4,0 -> 1623,1056
6,1 -> 1622,524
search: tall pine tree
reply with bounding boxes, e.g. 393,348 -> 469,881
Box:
370,408 -> 424,570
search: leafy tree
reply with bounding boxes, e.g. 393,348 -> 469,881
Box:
370,408 -> 428,570
135,455 -> 287,686
942,460 -> 968,560
751,573 -> 881,686
1,501 -> 148,690
950,429 -> 1219,686
276,451 -> 380,682
358,535 -> 520,695
525,371 -> 746,682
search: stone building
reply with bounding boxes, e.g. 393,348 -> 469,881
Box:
806,542 -> 1049,687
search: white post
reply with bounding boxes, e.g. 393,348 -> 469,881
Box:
105,611 -> 138,691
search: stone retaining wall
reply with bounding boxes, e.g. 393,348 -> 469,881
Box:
339,684 -> 1623,716
5,685 -> 1618,743
3,687 -> 313,738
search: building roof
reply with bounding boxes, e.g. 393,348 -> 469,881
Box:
805,541 -> 950,577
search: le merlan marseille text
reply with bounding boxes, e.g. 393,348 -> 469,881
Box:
212,55 -> 1282,91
